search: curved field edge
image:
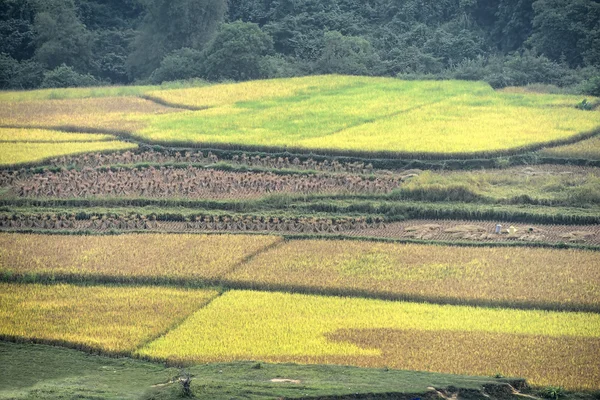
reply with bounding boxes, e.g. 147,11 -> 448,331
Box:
135,76 -> 600,159
0,141 -> 138,167
2,76 -> 599,161
1,127 -> 599,169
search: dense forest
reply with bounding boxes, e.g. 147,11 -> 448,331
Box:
1,0 -> 599,93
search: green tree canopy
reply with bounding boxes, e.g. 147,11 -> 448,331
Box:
127,0 -> 227,78
202,21 -> 274,81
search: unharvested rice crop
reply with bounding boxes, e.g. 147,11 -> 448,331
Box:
144,75 -> 369,109
138,290 -> 600,389
0,233 -> 281,282
0,283 -> 218,353
539,135 -> 600,160
0,141 -> 137,166
3,77 -> 597,157
0,85 -> 161,102
138,76 -> 600,156
0,97 -> 180,133
328,329 -> 600,391
228,240 -> 600,310
0,128 -> 116,142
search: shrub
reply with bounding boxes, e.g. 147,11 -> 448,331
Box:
41,64 -> 101,88
149,48 -> 204,84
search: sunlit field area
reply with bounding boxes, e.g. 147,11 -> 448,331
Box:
138,290 -> 600,389
0,233 -> 281,282
1,75 -> 599,398
1,76 -> 598,160
0,139 -> 136,166
230,239 -> 600,310
0,283 -> 218,353
138,77 -> 600,156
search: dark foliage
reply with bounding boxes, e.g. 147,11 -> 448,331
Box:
0,0 -> 598,89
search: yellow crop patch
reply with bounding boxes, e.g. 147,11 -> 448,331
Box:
137,76 -> 599,156
0,140 -> 137,166
138,290 -> 600,388
0,283 -> 218,353
228,240 -> 600,310
0,233 -> 282,281
0,128 -> 115,142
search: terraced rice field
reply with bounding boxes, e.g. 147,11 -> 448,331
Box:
0,283 -> 218,353
230,239 -> 600,310
138,290 -> 600,389
0,97 -> 180,133
2,233 -> 598,311
0,140 -> 137,166
0,233 -> 281,282
1,76 -> 598,159
139,77 -> 600,156
539,135 -> 600,160
1,77 -> 599,395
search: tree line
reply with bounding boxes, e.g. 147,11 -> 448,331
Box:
1,0 -> 599,93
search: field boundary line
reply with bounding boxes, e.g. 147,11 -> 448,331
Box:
138,94 -> 211,111
3,271 -> 598,313
132,290 -> 225,353
214,280 -> 600,314
0,139 -> 116,144
222,237 -> 287,278
2,125 -> 600,170
322,97 -> 451,140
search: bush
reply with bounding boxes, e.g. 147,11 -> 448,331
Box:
41,64 -> 101,88
315,31 -> 383,76
0,53 -> 45,89
581,75 -> 600,97
149,48 -> 204,84
449,52 -> 577,89
202,21 -> 274,81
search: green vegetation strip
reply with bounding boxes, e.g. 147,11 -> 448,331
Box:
2,197 -> 599,225
0,341 -> 519,400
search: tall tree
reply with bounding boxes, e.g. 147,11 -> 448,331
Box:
127,0 -> 227,78
528,0 -> 600,67
32,0 -> 92,71
202,21 -> 274,81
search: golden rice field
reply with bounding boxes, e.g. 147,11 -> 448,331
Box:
0,128 -> 116,142
138,290 -> 600,389
0,282 -> 218,353
0,85 -> 161,102
1,76 -> 598,158
137,76 -> 600,155
0,140 -> 136,166
0,96 -> 179,133
0,233 -> 282,282
539,135 -> 600,160
229,240 -> 600,310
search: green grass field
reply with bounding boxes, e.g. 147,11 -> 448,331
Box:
1,341 -> 524,400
